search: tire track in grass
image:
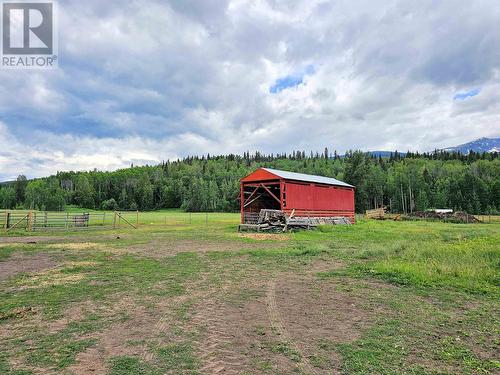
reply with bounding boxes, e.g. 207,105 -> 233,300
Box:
190,296 -> 245,374
142,311 -> 171,362
266,280 -> 317,374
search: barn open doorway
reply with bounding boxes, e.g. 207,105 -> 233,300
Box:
241,182 -> 281,224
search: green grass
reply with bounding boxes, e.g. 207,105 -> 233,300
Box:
309,220 -> 499,296
0,217 -> 498,374
265,341 -> 302,362
0,250 -> 204,318
2,313 -> 104,371
156,344 -> 199,373
0,208 -> 240,235
109,344 -> 199,375
109,356 -> 155,375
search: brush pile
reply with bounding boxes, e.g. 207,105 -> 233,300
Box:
239,209 -> 352,232
406,211 -> 481,223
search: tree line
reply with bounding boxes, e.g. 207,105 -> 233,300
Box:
0,150 -> 498,214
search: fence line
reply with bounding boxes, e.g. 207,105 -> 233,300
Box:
1,211 -> 139,233
0,210 -> 248,234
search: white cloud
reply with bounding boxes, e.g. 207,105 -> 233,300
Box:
0,0 -> 499,180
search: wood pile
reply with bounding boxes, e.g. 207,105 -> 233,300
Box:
258,209 -> 286,226
406,211 -> 481,223
239,209 -> 352,232
365,208 -> 385,219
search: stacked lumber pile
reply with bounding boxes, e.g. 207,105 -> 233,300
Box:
365,208 -> 385,219
239,209 -> 352,232
406,211 -> 481,223
258,209 -> 286,226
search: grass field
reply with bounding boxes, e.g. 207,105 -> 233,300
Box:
0,209 -> 239,231
0,213 -> 498,374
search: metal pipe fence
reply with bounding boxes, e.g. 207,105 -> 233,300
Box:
154,212 -> 238,226
1,210 -> 139,233
0,210 -> 255,235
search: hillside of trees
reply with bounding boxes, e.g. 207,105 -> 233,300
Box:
0,150 -> 499,214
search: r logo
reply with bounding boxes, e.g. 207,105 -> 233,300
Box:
2,2 -> 53,55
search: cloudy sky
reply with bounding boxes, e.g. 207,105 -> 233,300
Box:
1,0 -> 499,180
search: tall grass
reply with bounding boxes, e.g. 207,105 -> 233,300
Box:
315,220 -> 500,296
369,236 -> 499,294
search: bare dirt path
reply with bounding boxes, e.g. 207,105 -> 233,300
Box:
124,238 -> 280,258
0,253 -> 58,281
191,296 -> 248,374
266,279 -> 318,374
0,234 -> 124,245
0,236 -> 61,244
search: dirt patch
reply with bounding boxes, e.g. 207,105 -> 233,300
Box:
187,277 -> 358,374
124,238 -> 277,258
276,277 -> 381,343
308,257 -> 345,273
0,234 -> 129,245
190,290 -> 294,374
0,307 -> 36,321
185,266 -> 323,374
69,347 -> 108,375
182,259 -> 383,374
18,271 -> 84,289
0,236 -> 67,244
15,259 -> 97,289
266,280 -> 317,374
47,301 -> 94,334
238,233 -> 290,241
67,297 -> 167,374
48,243 -> 105,251
0,253 -> 58,281
268,275 -> 389,373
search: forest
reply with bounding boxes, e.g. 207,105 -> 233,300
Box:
0,150 -> 499,214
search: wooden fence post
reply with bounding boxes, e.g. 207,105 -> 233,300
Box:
28,211 -> 33,232
113,211 -> 117,229
136,210 -> 139,228
3,210 -> 7,233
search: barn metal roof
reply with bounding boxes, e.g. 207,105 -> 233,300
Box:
262,168 -> 354,188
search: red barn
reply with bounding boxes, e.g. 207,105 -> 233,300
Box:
240,168 -> 355,224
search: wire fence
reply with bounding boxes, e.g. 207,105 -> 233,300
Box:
474,215 -> 500,223
0,210 -> 242,234
142,212 -> 240,227
1,211 -> 139,233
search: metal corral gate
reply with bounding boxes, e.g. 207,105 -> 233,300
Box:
1,211 -> 139,233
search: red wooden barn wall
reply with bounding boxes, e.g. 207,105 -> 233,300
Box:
240,169 -> 355,224
284,182 -> 354,211
283,181 -> 355,221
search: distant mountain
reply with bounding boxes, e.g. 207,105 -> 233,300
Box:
356,137 -> 499,158
441,137 -> 500,154
367,151 -> 407,158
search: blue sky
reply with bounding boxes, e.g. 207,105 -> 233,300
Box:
454,88 -> 481,101
270,65 -> 316,93
0,0 -> 499,180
